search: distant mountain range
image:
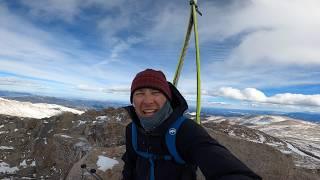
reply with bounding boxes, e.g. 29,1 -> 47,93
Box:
0,90 -> 127,110
0,97 -> 84,119
189,107 -> 320,124
1,90 -> 319,123
0,91 -> 319,177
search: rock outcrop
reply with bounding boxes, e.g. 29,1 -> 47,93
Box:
0,108 -> 319,179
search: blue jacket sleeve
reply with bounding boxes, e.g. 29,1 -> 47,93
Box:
176,119 -> 262,180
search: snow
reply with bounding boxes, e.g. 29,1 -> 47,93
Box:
0,97 -> 84,119
96,116 -> 108,121
0,162 -> 19,173
228,130 -> 236,136
187,112 -> 196,116
31,161 -> 36,166
0,125 -> 4,128
116,115 -> 122,121
0,146 -> 14,150
258,133 -> 266,143
208,114 -> 320,169
20,160 -> 27,168
204,116 -> 227,123
60,135 -> 72,138
286,142 -> 309,156
96,155 -> 118,172
78,120 -> 86,126
237,115 -> 288,126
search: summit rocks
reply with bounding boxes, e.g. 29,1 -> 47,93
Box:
0,108 -> 319,179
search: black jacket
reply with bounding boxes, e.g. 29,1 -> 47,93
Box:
122,83 -> 261,180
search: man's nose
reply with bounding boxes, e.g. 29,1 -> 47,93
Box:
143,93 -> 154,104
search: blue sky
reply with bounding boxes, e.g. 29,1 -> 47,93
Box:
1,0 -> 320,112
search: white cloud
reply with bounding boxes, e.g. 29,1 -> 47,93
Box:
197,0 -> 320,96
218,87 -> 245,100
146,3 -> 188,45
268,93 -> 320,107
242,88 -> 267,102
217,87 -> 320,107
22,0 -> 82,22
77,84 -> 129,94
0,3 -> 136,96
21,0 -> 125,22
201,0 -> 320,66
0,77 -> 44,89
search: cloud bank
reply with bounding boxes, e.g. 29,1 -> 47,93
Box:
218,87 -> 320,107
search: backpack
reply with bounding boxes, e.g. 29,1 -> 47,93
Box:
131,116 -> 187,180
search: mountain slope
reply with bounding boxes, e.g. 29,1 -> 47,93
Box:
201,114 -> 320,169
0,97 -> 84,119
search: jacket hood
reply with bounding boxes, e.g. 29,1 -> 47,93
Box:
124,82 -> 188,135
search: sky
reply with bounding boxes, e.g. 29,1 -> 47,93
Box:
1,0 -> 320,113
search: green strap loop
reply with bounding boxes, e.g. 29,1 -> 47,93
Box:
173,0 -> 202,124
173,9 -> 193,87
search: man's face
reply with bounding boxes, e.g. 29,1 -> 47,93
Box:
132,88 -> 167,118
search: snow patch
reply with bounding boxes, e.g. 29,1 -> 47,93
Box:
0,97 -> 84,119
60,135 -> 72,138
78,120 -> 86,126
228,130 -> 236,136
286,142 -> 309,156
116,115 -> 122,121
0,146 -> 14,150
258,133 -> 266,143
96,116 -> 108,121
31,161 -> 36,167
0,162 -> 19,173
96,155 -> 118,172
20,160 -> 27,168
187,112 -> 196,116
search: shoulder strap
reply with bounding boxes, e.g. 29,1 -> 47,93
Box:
131,122 -> 139,153
131,122 -> 171,180
131,116 -> 187,165
131,122 -> 153,158
165,116 -> 187,164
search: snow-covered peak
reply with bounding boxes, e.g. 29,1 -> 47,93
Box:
0,97 -> 84,119
237,115 -> 289,125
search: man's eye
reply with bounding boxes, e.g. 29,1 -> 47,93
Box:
134,92 -> 143,96
152,91 -> 161,95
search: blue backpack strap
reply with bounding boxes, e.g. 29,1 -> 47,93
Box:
131,122 -> 153,158
131,119 -> 186,180
131,123 -> 139,154
131,122 -> 165,180
165,116 -> 187,164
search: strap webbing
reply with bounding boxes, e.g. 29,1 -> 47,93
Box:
131,123 -> 172,180
173,0 -> 202,124
165,116 -> 186,164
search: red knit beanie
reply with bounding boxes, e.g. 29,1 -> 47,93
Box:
130,69 -> 172,103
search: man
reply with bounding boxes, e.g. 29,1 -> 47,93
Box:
122,69 -> 261,180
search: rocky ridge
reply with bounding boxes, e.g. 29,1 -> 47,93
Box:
0,108 -> 319,179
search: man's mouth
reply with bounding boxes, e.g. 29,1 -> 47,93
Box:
143,109 -> 158,116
